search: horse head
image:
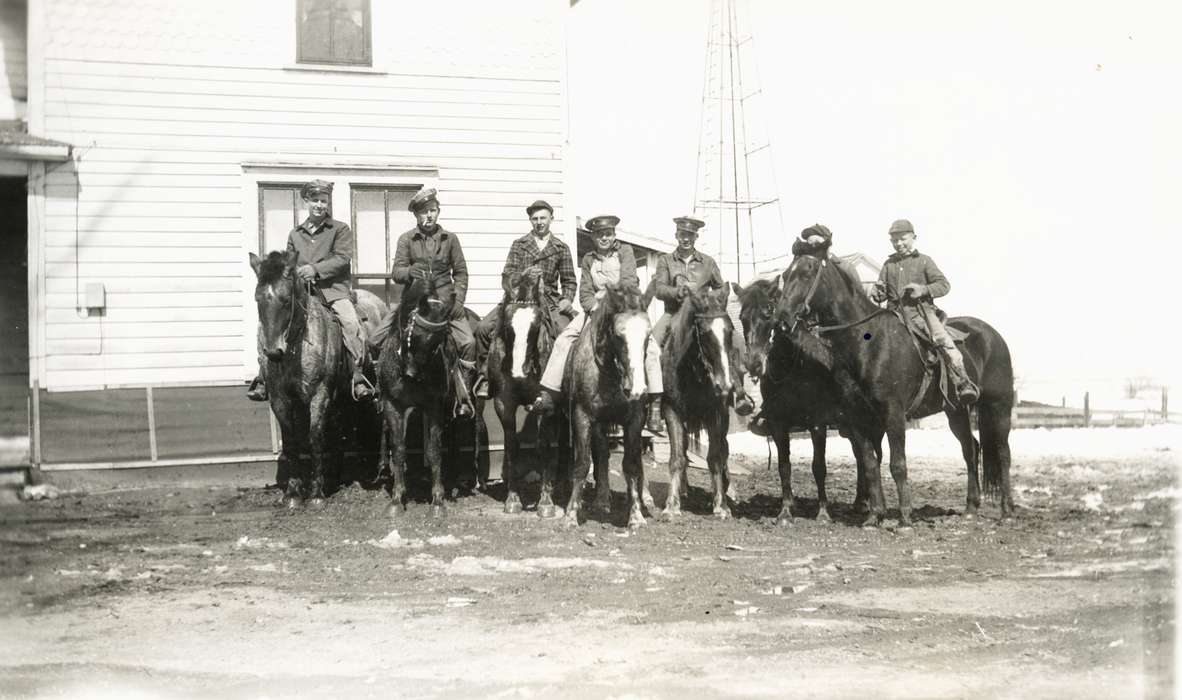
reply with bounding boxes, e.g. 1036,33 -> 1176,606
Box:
733,278 -> 780,378
685,286 -> 735,397
777,250 -> 832,333
503,274 -> 549,380
403,287 -> 454,381
250,250 -> 303,360
595,283 -> 650,399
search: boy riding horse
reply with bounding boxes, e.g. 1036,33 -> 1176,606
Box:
246,179 -> 372,401
870,218 -> 979,405
368,187 -> 479,417
473,199 -> 579,399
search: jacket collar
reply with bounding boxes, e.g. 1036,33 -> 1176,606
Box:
889,249 -> 921,261
672,247 -> 702,263
413,225 -> 448,241
299,217 -> 335,235
589,241 -> 620,260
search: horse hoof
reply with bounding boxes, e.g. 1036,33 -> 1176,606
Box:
386,502 -> 406,518
430,504 -> 448,519
776,514 -> 794,527
308,497 -> 326,511
628,515 -> 647,531
963,511 -> 977,521
815,510 -> 832,524
661,508 -> 680,522
713,508 -> 732,521
285,497 -> 303,510
861,515 -> 880,529
563,512 -> 581,528
537,504 -> 560,519
503,500 -> 523,515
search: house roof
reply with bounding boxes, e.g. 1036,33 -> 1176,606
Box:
0,123 -> 72,161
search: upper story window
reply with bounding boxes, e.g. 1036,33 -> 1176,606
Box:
296,0 -> 372,66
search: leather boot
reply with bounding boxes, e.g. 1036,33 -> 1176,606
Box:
246,375 -> 268,402
645,396 -> 665,433
529,387 -> 559,415
473,363 -> 490,399
733,389 -> 755,417
351,368 -> 374,400
455,360 -> 478,418
946,352 -> 979,406
748,410 -> 770,437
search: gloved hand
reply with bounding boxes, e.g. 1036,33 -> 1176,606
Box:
410,262 -> 431,283
676,285 -> 692,299
556,298 -> 574,316
523,265 -> 543,281
902,283 -> 927,299
296,264 -> 317,282
870,282 -> 887,303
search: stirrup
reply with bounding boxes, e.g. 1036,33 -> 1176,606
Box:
352,374 -> 375,401
246,378 -> 268,402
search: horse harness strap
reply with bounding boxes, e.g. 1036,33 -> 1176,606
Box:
813,307 -> 889,334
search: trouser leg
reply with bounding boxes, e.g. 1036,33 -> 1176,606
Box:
921,304 -> 978,403
540,314 -> 584,392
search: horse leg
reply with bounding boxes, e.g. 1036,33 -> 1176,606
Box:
707,412 -> 731,520
537,412 -> 560,519
426,410 -> 447,518
885,412 -> 912,527
622,409 -> 647,530
809,425 -> 832,523
771,427 -> 795,526
945,407 -> 981,518
273,402 -> 304,508
564,406 -> 593,527
979,400 -> 1015,519
496,397 -> 523,515
661,403 -> 686,520
385,401 -> 408,517
591,422 -> 612,514
853,426 -> 886,527
305,387 -> 334,509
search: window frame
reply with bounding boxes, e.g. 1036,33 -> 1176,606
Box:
295,0 -> 373,67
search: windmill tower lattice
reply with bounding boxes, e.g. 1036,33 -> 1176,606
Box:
693,0 -> 785,284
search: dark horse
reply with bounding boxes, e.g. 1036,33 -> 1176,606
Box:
564,283 -> 654,529
486,275 -> 567,517
659,286 -> 745,520
778,244 -> 1015,526
733,277 -> 875,524
376,279 -> 475,518
250,250 -> 347,508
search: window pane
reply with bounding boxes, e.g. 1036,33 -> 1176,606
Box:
261,188 -> 298,255
298,0 -> 370,65
385,190 -> 416,239
298,0 -> 333,62
352,189 -> 387,274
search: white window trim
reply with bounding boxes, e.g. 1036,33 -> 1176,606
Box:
285,0 -> 385,72
238,162 -> 439,378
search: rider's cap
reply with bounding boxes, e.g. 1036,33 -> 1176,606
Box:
300,179 -> 333,200
585,215 -> 620,234
526,200 -> 554,216
673,216 -> 706,235
801,223 -> 833,243
888,219 -> 915,236
408,187 -> 440,213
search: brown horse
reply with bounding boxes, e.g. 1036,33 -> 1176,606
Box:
563,283 -> 654,529
249,250 -> 348,508
376,279 -> 472,518
733,278 -> 875,524
486,275 -> 568,517
659,286 -> 744,520
778,244 -> 1015,526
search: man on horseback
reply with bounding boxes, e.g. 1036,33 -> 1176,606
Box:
245,179 -> 372,401
651,216 -> 755,426
528,214 -> 662,415
473,199 -> 578,399
870,218 -> 979,405
368,187 -> 479,416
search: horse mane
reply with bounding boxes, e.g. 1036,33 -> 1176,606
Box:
592,282 -> 643,367
397,277 -> 435,332
664,289 -> 721,372
256,250 -> 295,286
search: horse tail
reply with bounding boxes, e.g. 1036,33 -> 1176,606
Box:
977,400 -> 1010,500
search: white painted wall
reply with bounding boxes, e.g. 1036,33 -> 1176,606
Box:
30,0 -> 566,390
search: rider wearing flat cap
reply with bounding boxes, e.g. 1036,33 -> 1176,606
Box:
473,199 -> 578,399
871,218 -> 978,405
369,187 -> 479,415
651,216 -> 755,424
246,179 -> 372,401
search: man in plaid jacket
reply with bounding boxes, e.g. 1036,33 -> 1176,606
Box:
473,200 -> 578,398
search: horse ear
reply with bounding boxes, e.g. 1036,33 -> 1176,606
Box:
417,291 -> 431,315
731,281 -> 744,298
249,253 -> 262,277
714,286 -> 730,306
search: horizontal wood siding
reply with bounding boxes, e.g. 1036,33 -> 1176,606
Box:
37,0 -> 565,390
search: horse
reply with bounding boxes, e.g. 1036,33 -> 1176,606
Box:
733,278 -> 875,524
563,283 -> 654,529
486,274 -> 567,517
777,244 -> 1015,526
658,286 -> 744,520
249,250 -> 348,508
376,278 -> 474,518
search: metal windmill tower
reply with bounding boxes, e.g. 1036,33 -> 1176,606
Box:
693,0 -> 785,284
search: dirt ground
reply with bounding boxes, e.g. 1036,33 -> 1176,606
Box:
0,427 -> 1177,699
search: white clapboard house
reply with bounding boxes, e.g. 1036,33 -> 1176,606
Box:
0,0 -> 567,471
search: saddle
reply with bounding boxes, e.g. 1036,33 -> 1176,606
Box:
889,305 -> 972,417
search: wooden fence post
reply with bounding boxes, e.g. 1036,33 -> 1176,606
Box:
1163,387 -> 1169,422
1083,391 -> 1091,427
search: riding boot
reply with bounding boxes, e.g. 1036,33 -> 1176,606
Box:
945,350 -> 980,406
246,375 -> 268,402
645,395 -> 665,433
473,361 -> 490,400
455,359 -> 478,418
529,387 -> 560,415
351,368 -> 374,401
733,386 -> 755,417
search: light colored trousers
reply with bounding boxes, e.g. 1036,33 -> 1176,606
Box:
539,312 -> 663,393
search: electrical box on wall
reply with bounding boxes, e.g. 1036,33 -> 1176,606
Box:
84,282 -> 106,311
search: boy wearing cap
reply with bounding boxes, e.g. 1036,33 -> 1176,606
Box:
368,187 -> 479,416
246,179 -> 372,401
473,199 -> 578,399
871,218 -> 979,405
650,216 -> 755,424
528,215 -> 662,414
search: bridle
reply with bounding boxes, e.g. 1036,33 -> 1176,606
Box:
786,255 -> 886,335
273,276 -> 310,348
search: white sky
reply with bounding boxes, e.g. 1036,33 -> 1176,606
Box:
567,0 -> 1181,403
